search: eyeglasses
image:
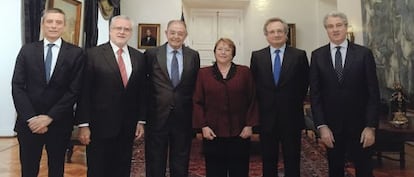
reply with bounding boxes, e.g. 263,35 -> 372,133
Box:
112,26 -> 132,33
167,30 -> 186,37
266,29 -> 286,35
326,23 -> 346,30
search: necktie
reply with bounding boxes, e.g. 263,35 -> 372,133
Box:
117,49 -> 128,87
45,43 -> 55,83
171,50 -> 179,87
334,46 -> 343,83
273,49 -> 281,85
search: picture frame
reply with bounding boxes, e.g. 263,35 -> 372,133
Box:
48,0 -> 82,46
138,23 -> 160,49
287,23 -> 296,47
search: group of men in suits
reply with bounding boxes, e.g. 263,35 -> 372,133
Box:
12,7 -> 379,177
12,8 -> 199,177
250,12 -> 379,177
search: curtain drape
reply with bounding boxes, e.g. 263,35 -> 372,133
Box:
84,0 -> 99,48
24,0 -> 46,44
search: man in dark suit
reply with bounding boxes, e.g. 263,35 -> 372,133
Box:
12,8 -> 84,177
250,17 -> 309,177
141,29 -> 157,46
75,15 -> 147,177
145,20 -> 200,177
310,11 -> 380,177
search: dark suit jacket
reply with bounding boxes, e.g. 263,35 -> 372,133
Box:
309,42 -> 380,133
12,40 -> 84,133
145,43 -> 200,131
75,42 -> 147,139
250,46 -> 309,133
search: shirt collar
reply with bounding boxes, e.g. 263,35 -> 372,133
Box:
109,41 -> 129,54
167,43 -> 183,54
330,40 -> 348,50
270,44 -> 286,54
44,38 -> 62,48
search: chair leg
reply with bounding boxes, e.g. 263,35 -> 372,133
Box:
376,151 -> 383,166
400,151 -> 405,169
66,144 -> 74,163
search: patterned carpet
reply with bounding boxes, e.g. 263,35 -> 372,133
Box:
130,133 -> 354,177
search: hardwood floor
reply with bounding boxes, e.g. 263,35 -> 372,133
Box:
372,143 -> 414,177
0,137 -> 86,177
0,137 -> 413,177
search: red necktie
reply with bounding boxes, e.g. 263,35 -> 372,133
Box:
117,49 -> 128,87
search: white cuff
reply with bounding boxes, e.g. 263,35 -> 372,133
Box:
78,123 -> 89,127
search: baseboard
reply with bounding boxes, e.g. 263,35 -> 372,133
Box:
0,129 -> 17,137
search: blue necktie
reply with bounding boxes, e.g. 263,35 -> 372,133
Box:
334,46 -> 343,83
171,50 -> 179,87
45,43 -> 55,83
273,49 -> 281,85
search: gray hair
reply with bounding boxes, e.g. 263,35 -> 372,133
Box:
323,11 -> 348,28
110,15 -> 134,28
263,17 -> 289,35
167,20 -> 187,31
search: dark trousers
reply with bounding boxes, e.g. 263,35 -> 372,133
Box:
203,137 -> 250,177
86,128 -> 135,177
260,129 -> 301,177
145,113 -> 193,177
17,128 -> 71,177
327,130 -> 374,177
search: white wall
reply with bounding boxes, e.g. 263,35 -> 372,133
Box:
337,0 -> 364,45
121,0 -> 182,52
0,1 -> 21,136
316,0 -> 337,46
120,0 -> 368,65
242,0 -> 336,65
121,0 -> 337,65
97,9 -> 109,45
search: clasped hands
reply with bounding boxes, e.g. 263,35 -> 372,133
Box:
27,115 -> 53,134
319,126 -> 376,149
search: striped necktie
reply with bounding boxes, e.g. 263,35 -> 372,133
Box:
334,46 -> 343,83
171,50 -> 179,87
117,49 -> 128,87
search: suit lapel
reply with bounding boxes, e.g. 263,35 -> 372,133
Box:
156,44 -> 172,83
127,46 -> 137,87
50,41 -> 68,83
101,43 -> 120,74
101,43 -> 125,88
261,47 -> 275,85
34,41 -> 47,84
342,43 -> 355,82
278,47 -> 294,87
321,44 -> 340,83
180,46 -> 192,85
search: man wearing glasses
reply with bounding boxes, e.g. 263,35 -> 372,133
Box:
76,15 -> 147,177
